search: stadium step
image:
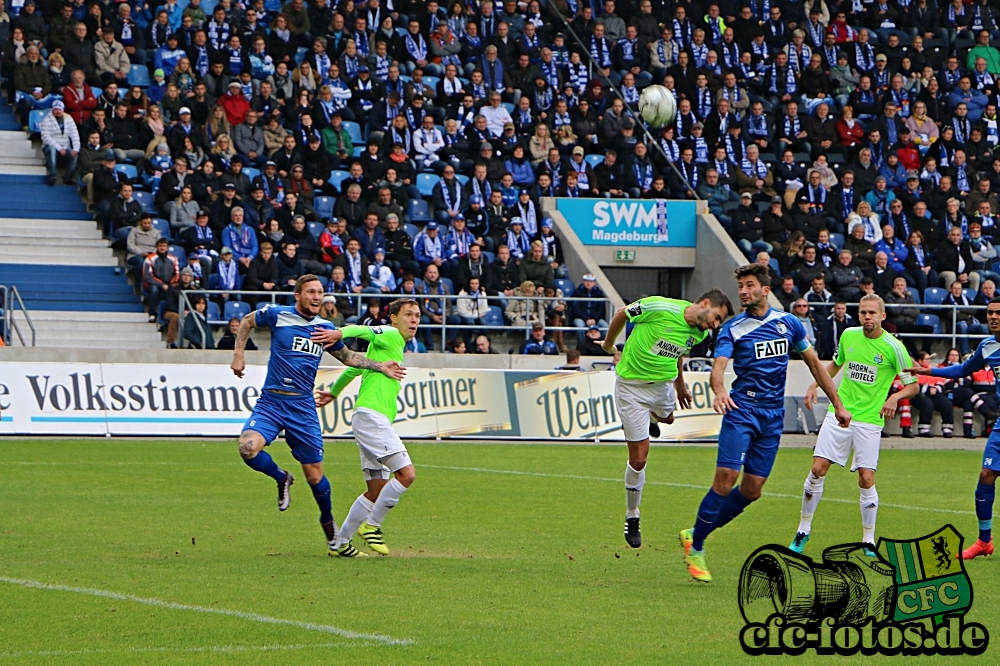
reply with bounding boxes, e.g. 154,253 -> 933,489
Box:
0,144 -> 38,158
0,163 -> 47,176
0,250 -> 118,266
26,310 -> 153,324
0,235 -> 110,248
0,156 -> 47,167
0,226 -> 105,241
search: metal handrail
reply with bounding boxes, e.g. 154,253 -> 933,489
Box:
0,285 -> 36,347
808,300 -> 993,349
178,289 -> 613,352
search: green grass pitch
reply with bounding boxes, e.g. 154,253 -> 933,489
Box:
0,438 -> 995,664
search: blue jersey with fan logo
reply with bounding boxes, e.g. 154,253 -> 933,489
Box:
255,304 -> 345,394
714,308 -> 810,408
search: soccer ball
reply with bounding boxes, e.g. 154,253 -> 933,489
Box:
638,85 -> 677,128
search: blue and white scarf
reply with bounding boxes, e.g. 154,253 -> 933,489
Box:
769,63 -> 796,94
589,35 -> 612,68
673,18 -> 692,48
741,157 -> 768,179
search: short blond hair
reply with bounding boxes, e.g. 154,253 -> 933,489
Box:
859,293 -> 885,313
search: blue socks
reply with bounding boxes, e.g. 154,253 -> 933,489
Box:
244,450 -> 286,484
692,488 -> 725,551
713,487 -> 753,531
975,481 -> 995,543
310,475 -> 334,525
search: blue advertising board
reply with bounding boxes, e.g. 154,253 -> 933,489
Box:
555,198 -> 698,247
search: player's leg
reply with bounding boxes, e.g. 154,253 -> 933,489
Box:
283,403 -> 340,548
239,395 -> 293,510
367,455 -> 415,530
791,413 -> 849,552
614,379 -> 658,548
962,433 -> 1000,559
333,468 -> 388,556
648,382 -> 677,438
851,422 -> 883,552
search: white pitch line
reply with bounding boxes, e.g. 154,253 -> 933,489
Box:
0,642 -> 347,659
417,463 -> 974,516
0,577 -> 414,646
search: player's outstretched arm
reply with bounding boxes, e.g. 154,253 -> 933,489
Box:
709,355 -> 738,414
911,347 -> 986,379
801,346 -> 851,427
230,312 -> 257,378
602,307 -> 627,355
804,361 -> 842,410
328,346 -> 407,380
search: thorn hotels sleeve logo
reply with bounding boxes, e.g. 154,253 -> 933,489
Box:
738,525 -> 988,656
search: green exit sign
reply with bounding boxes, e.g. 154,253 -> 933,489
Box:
615,250 -> 636,262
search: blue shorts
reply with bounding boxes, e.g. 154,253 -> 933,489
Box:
983,428 -> 1000,472
716,402 -> 785,478
243,391 -> 324,465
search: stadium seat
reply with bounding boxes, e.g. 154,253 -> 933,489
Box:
417,173 -> 440,198
404,222 -> 419,239
482,250 -> 495,263
352,146 -> 364,157
555,278 -> 574,295
342,121 -> 364,145
307,221 -> 325,239
27,109 -> 48,134
423,76 -> 440,90
150,217 -> 171,240
964,288 -> 978,303
768,258 -> 780,275
132,190 -> 155,214
923,288 -> 947,305
127,66 -> 150,87
329,169 -> 350,192
115,163 -> 139,181
242,167 -> 260,181
906,287 -> 920,304
483,305 -> 504,327
917,313 -> 942,334
585,154 -> 603,168
113,227 -> 131,242
828,233 -> 844,252
224,300 -> 251,321
313,195 -> 335,221
207,274 -> 219,289
502,102 -> 515,114
440,277 -> 454,293
206,301 -> 223,324
455,174 -> 469,185
408,199 -> 432,222
168,244 -> 186,265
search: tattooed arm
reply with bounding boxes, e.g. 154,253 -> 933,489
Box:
230,312 -> 257,378
329,347 -> 407,380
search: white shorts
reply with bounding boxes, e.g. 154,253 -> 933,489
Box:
813,412 -> 883,472
614,378 -> 677,443
352,407 -> 411,479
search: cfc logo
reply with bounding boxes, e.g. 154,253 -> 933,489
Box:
874,353 -> 884,365
291,336 -> 324,356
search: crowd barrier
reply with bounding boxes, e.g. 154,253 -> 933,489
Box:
0,363 -> 727,441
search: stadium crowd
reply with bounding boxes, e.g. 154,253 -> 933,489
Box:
5,0 -> 1000,372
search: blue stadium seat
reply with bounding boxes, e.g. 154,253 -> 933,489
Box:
329,169 -> 350,192
917,314 -> 942,334
455,174 -> 469,185
313,195 -> 335,221
408,199 -> 432,222
168,244 -> 186,265
224,300 -> 251,321
242,167 -> 260,181
115,163 -> 139,181
440,277 -> 454,293
483,305 -> 504,327
342,121 -> 364,145
307,221 -> 325,239
113,227 -> 131,242
768,258 -> 780,275
206,301 -> 223,324
132,190 -> 155,213
417,173 -> 440,198
352,146 -> 364,157
423,76 -> 440,90
585,154 -> 603,168
502,102 -> 515,114
151,217 -> 171,240
207,273 -> 219,289
923,287 -> 947,305
828,233 -> 845,252
127,66 -> 150,87
404,222 -> 419,239
482,250 -> 495,263
964,288 -> 978,303
555,278 -> 574,295
28,109 -> 47,134
905,287 -> 920,304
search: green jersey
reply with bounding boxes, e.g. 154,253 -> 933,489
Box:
615,297 -> 708,383
328,325 -> 405,421
832,327 -> 916,426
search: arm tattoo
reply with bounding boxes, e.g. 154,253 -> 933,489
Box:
234,315 -> 254,353
330,347 -> 382,371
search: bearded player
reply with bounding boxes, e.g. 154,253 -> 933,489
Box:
789,294 -> 918,555
313,298 -> 421,557
230,275 -> 405,554
680,264 -> 850,582
602,291 -> 734,549
908,296 -> 1000,560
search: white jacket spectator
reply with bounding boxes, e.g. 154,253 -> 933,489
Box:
40,105 -> 81,152
126,219 -> 162,260
368,260 -> 396,291
480,94 -> 513,136
456,287 -> 489,318
412,118 -> 445,168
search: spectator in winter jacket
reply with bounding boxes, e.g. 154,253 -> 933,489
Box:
830,250 -> 865,300
874,224 -> 910,277
94,30 -> 131,86
126,215 -> 162,284
519,321 -> 559,354
62,70 -> 97,124
569,273 -> 608,341
243,242 -> 279,305
414,221 -> 446,274
219,80 -> 250,125
518,240 -> 555,291
143,238 -> 179,315
39,100 -> 80,185
221,206 -> 258,270
731,191 -> 771,258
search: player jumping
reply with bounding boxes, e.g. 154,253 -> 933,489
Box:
790,294 -> 919,555
313,298 -> 421,557
602,292 -> 734,549
230,275 -> 405,556
908,296 -> 1000,560
680,264 -> 851,582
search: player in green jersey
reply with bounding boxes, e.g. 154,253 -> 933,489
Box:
602,292 -> 734,549
312,298 -> 421,557
790,294 -> 919,555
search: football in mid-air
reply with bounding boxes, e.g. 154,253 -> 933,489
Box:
638,85 -> 677,128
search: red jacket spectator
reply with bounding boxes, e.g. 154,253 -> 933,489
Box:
836,117 -> 865,147
219,84 -> 250,126
827,21 -> 856,44
897,141 -> 920,173
63,78 -> 98,124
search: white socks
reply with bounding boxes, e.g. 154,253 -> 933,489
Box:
861,486 -> 879,544
369,478 -> 408,527
625,463 -> 645,519
797,472 -> 826,535
334,494 -> 373,548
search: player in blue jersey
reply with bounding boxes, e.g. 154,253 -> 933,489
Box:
230,275 -> 405,557
908,296 -> 1000,560
679,263 -> 851,582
